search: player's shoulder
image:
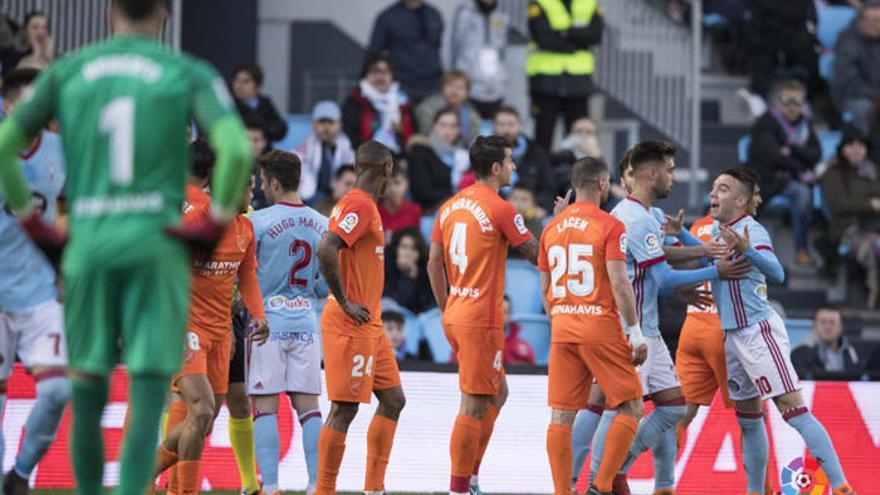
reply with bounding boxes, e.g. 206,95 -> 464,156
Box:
744,215 -> 770,236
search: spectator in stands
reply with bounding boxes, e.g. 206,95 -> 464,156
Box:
508,185 -> 546,241
747,79 -> 821,266
296,100 -> 356,203
408,107 -> 469,212
0,11 -> 52,76
382,310 -> 415,362
551,117 -> 602,197
232,62 -> 288,142
378,163 -> 423,243
244,114 -> 271,209
441,0 -> 509,118
493,106 -> 555,210
832,0 -> 880,133
342,54 -> 415,156
502,296 -> 535,365
415,70 -> 483,147
791,305 -> 863,377
367,0 -> 443,104
820,128 -> 880,307
527,0 -> 603,152
313,165 -> 356,217
384,227 -> 436,314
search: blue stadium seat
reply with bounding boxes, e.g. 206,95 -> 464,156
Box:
512,313 -> 551,365
819,52 -> 835,81
785,318 -> 814,347
419,308 -> 452,363
273,114 -> 313,151
817,6 -> 856,49
479,119 -> 494,137
420,215 -> 435,244
505,259 -> 544,314
817,129 -> 842,162
738,135 -> 750,164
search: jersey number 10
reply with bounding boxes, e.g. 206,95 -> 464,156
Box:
548,244 -> 596,297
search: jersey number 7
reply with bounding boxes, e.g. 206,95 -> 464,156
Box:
548,244 -> 595,297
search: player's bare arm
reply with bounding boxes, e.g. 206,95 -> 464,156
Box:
607,258 -> 647,365
426,241 -> 448,311
513,236 -> 540,265
317,231 -> 370,324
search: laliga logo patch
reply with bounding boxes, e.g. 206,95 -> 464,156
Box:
339,212 -> 359,234
514,213 -> 528,234
644,232 -> 661,255
619,234 -> 628,253
781,456 -> 828,495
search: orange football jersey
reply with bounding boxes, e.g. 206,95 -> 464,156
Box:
431,183 -> 532,328
322,188 -> 385,335
538,202 -> 627,343
681,214 -> 721,331
183,184 -> 211,215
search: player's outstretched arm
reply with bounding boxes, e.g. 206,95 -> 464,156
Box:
513,237 -> 540,265
607,259 -> 646,365
317,232 -> 370,324
426,241 -> 448,311
0,119 -> 31,212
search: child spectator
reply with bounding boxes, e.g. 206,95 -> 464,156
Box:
382,309 -> 414,362
502,296 -> 535,365
313,165 -> 356,217
508,185 -> 546,240
232,62 -> 288,142
378,163 -> 423,242
384,227 -> 436,314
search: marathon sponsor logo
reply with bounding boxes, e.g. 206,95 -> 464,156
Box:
267,295 -> 313,311
550,304 -> 604,316
449,286 -> 480,298
270,331 -> 316,343
192,259 -> 241,276
73,192 -> 163,217
555,216 -> 589,233
439,198 -> 493,233
82,55 -> 163,83
267,216 -> 326,240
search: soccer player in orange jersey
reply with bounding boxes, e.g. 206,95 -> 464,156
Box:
539,157 -> 648,495
152,145 -> 270,495
426,135 -> 540,495
315,141 -> 405,495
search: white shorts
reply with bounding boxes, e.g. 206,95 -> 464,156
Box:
639,335 -> 680,396
247,331 -> 321,395
724,311 -> 800,401
0,299 -> 67,380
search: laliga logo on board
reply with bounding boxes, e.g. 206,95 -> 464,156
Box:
781,455 -> 829,495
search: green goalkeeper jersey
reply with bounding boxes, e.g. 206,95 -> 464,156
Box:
9,34 -> 239,269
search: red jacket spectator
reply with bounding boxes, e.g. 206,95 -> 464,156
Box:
504,322 -> 535,365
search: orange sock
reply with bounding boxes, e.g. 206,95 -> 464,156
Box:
165,402 -> 188,493
594,414 -> 638,492
177,460 -> 201,495
546,423 -> 573,495
365,414 -> 398,492
473,403 -> 500,477
450,415 -> 482,493
317,426 -> 347,495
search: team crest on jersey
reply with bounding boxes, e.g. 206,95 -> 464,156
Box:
236,234 -> 249,252
644,232 -> 661,255
620,234 -> 628,253
339,212 -> 359,234
514,213 -> 528,235
755,284 -> 768,300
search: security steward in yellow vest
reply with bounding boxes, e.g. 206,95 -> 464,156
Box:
527,0 -> 603,152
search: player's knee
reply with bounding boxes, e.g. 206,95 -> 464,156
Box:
36,375 -> 71,411
328,402 -> 359,426
383,388 -> 406,414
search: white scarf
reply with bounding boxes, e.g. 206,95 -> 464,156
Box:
359,79 -> 402,132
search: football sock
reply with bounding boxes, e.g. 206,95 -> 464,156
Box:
474,403 -> 500,472
163,402 -> 187,493
254,413 -> 280,491
546,423 -> 573,495
594,414 -> 638,493
784,407 -> 847,488
300,409 -> 322,484
737,412 -> 769,494
571,405 -> 603,484
15,375 -> 70,477
365,414 -> 398,491
588,408 -> 617,484
228,415 -> 259,493
650,426 -> 677,491
177,459 -> 201,495
117,375 -> 167,495
620,403 -> 686,474
449,414 -> 481,494
70,375 -> 109,495
316,426 -> 347,495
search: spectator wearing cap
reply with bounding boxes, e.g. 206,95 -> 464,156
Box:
367,0 -> 444,104
232,62 -> 288,142
791,306 -> 863,378
415,70 -> 483,147
832,0 -> 880,133
441,0 -> 509,119
493,106 -> 555,211
296,101 -> 356,203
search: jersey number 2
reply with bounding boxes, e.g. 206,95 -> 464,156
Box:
100,97 -> 135,186
548,244 -> 595,297
289,240 -> 312,287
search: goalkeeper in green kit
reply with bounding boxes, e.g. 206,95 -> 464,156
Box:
0,1 -> 253,494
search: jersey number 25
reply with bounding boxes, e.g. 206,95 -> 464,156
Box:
548,244 -> 595,297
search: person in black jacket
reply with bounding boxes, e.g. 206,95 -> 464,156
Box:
383,227 -> 437,314
791,306 -> 863,378
232,62 -> 288,143
407,107 -> 469,211
747,79 -> 821,266
493,106 -> 556,210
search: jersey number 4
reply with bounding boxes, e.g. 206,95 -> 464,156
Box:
449,222 -> 468,274
548,244 -> 595,297
100,97 -> 135,186
289,240 -> 313,288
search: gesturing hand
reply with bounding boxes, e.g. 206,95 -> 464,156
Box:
553,189 -> 573,217
720,225 -> 749,254
342,300 -> 371,325
663,209 -> 685,237
716,251 -> 752,279
674,283 -> 713,310
702,240 -> 729,259
249,317 -> 270,346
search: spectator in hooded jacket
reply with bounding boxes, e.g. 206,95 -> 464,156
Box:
296,101 -> 356,203
367,0 -> 443,104
791,306 -> 863,378
342,54 -> 415,156
441,0 -> 509,118
415,70 -> 483,147
832,0 -> 880,133
232,62 -> 288,143
493,106 -> 556,211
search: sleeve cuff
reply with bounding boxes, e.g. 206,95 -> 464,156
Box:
637,256 -> 666,269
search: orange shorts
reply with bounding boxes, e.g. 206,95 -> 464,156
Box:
676,326 -> 732,407
322,330 -> 401,404
548,337 -> 643,410
173,329 -> 232,395
445,325 -> 504,395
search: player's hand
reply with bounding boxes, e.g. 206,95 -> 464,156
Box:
674,283 -> 712,309
553,189 -> 572,216
626,324 -> 648,365
249,317 -> 269,346
716,251 -> 752,279
19,210 -> 67,266
165,214 -> 227,256
719,225 -> 749,254
663,209 -> 685,236
342,300 -> 371,325
702,240 -> 729,259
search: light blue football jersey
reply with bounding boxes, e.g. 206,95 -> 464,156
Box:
611,197 -> 667,337
249,202 -> 328,334
0,131 -> 65,312
710,215 -> 775,330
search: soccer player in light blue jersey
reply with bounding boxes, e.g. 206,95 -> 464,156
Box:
0,68 -> 71,494
248,150 -> 328,495
708,167 -> 858,495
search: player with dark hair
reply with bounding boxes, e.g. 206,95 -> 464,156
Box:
427,135 -> 540,495
0,0 -> 253,492
315,140 -> 406,495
